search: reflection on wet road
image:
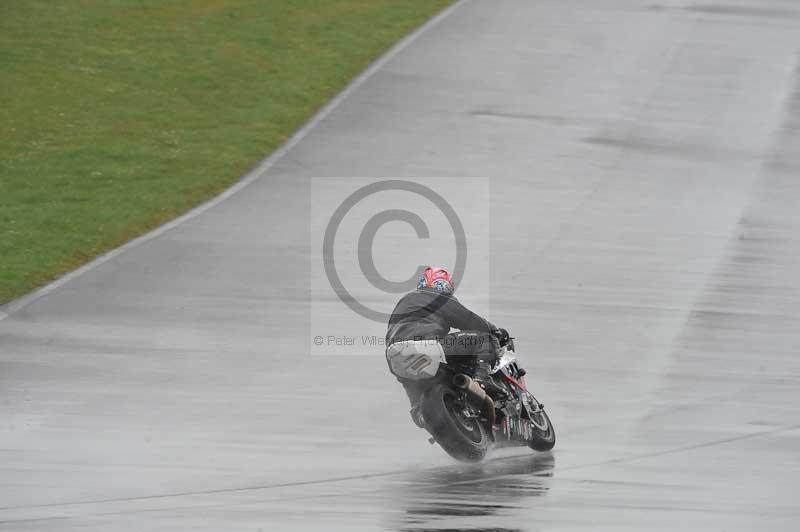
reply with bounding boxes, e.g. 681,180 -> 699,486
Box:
391,453 -> 555,532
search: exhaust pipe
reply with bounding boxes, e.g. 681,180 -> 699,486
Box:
453,374 -> 496,425
453,373 -> 483,398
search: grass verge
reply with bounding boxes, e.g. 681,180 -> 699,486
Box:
0,0 -> 452,304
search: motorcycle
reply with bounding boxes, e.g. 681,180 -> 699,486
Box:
388,333 -> 556,462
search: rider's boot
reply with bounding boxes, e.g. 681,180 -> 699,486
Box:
473,362 -> 507,398
409,404 -> 425,429
403,382 -> 425,429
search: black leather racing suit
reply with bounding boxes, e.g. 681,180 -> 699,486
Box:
386,288 -> 495,344
386,288 -> 499,406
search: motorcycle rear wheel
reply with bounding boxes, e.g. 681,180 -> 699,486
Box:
421,383 -> 490,462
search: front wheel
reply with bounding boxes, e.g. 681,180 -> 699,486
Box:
527,408 -> 556,451
421,383 -> 490,462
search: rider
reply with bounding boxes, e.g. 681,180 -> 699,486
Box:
385,266 -> 510,426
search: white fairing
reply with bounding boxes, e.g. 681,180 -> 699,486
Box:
492,347 -> 517,374
386,340 -> 445,380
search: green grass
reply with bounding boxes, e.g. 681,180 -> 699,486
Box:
0,0 -> 451,304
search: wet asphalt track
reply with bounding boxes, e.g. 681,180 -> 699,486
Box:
3,0 -> 800,530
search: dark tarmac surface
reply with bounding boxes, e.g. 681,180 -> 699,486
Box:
2,0 -> 800,530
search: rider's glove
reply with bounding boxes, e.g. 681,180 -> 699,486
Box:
493,327 -> 510,346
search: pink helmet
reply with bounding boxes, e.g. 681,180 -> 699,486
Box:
418,266 -> 454,295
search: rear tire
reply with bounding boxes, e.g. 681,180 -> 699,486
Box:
421,383 -> 490,462
527,408 -> 556,451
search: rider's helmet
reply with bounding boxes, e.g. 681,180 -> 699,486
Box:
418,266 -> 454,295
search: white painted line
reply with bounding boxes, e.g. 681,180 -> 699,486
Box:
0,0 -> 468,321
